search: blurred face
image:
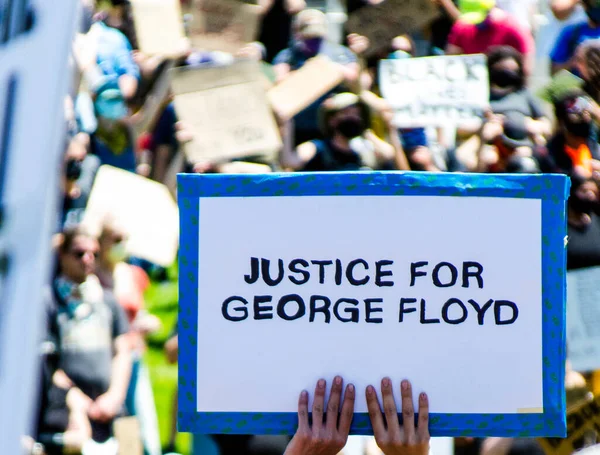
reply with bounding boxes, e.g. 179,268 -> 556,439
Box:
60,235 -> 99,283
99,227 -> 128,265
330,105 -> 366,139
489,57 -> 522,90
561,96 -> 594,137
583,0 -> 600,24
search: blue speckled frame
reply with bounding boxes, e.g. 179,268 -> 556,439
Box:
177,171 -> 569,438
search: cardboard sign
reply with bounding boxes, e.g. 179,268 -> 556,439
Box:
567,267 -> 600,373
186,0 -> 261,53
267,56 -> 345,121
177,172 -> 569,437
171,61 -> 281,163
346,0 -> 438,58
379,54 -> 490,127
539,395 -> 600,455
130,0 -> 187,57
82,166 -> 179,267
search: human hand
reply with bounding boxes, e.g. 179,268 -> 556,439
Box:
66,387 -> 93,414
366,378 -> 430,455
88,391 -> 123,423
480,114 -> 504,143
347,33 -> 371,56
284,376 -> 355,455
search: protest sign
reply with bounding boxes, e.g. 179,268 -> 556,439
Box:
567,267 -> 600,373
379,54 -> 490,127
186,0 -> 261,53
82,165 -> 178,267
177,172 -> 569,437
130,0 -> 187,57
171,61 -> 281,163
346,0 -> 438,58
267,56 -> 345,121
540,394 -> 600,455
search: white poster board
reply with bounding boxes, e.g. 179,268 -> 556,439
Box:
379,54 -> 490,127
567,266 -> 600,372
195,195 -> 542,414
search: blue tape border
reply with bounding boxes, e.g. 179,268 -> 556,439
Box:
177,171 -> 568,438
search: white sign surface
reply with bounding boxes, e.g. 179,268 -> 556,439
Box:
567,266 -> 600,372
379,54 -> 490,127
195,195 -> 543,414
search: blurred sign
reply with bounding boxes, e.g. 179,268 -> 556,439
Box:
346,0 -> 438,58
567,266 -> 600,373
172,61 -> 281,164
186,0 -> 261,53
82,165 -> 179,267
379,54 -> 489,127
130,0 -> 187,57
540,394 -> 600,455
267,56 -> 345,121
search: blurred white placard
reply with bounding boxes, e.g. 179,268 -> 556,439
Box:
379,54 -> 490,127
567,266 -> 600,372
195,195 -> 543,414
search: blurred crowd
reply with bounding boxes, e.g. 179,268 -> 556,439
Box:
26,0 -> 600,454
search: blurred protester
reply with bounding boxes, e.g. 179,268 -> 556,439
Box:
91,81 -> 138,172
258,0 -> 306,63
273,9 -> 360,145
97,220 -> 162,455
551,0 -> 600,76
566,175 -> 600,270
91,20 -> 140,102
281,92 -> 396,171
61,96 -> 101,230
537,0 -> 586,63
446,0 -> 535,75
539,89 -> 600,176
487,46 -> 551,142
95,0 -> 139,50
45,226 -> 131,448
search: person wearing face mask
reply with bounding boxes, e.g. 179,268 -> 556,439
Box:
446,0 -> 535,76
540,90 -> 600,177
90,82 -> 138,173
96,219 -> 162,455
486,46 -> 552,142
567,175 -> 600,271
280,93 -> 395,171
551,0 -> 600,76
273,9 -> 360,145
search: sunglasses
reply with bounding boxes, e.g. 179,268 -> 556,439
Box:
69,249 -> 99,260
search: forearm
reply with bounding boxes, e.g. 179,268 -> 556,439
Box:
108,350 -> 131,402
439,0 -> 461,21
481,437 -> 514,455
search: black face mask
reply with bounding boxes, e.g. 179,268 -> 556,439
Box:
564,119 -> 592,138
336,118 -> 365,139
570,195 -> 598,215
490,68 -> 522,88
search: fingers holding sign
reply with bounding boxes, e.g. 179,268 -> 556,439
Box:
366,379 -> 430,455
285,376 -> 355,455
